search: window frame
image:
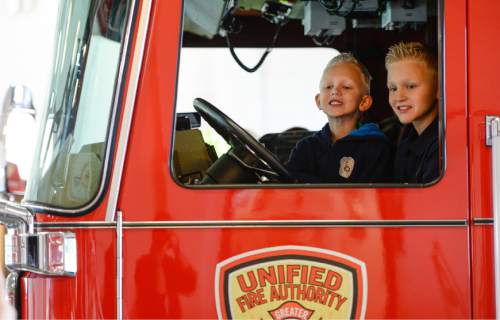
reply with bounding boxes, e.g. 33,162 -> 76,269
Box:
171,0 -> 445,190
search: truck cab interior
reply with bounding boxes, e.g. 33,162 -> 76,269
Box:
173,0 -> 439,185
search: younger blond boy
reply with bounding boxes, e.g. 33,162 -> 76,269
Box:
286,53 -> 392,183
386,41 -> 439,183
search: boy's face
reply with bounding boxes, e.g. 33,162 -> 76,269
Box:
387,59 -> 438,133
315,62 -> 371,120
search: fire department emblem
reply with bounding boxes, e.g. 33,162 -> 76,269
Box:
215,246 -> 367,320
339,157 -> 355,178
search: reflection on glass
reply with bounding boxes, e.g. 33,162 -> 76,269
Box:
25,0 -> 130,208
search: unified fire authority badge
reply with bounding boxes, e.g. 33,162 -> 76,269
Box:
215,246 -> 367,319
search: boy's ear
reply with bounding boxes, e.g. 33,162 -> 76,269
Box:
358,95 -> 373,112
315,93 -> 321,108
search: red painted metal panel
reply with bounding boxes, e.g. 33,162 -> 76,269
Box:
471,226 -> 495,318
468,1 -> 500,217
468,0 -> 500,316
123,228 -> 470,318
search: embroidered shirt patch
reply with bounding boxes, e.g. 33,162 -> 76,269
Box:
339,157 -> 355,178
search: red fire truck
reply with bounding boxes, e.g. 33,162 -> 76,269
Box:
1,0 -> 499,318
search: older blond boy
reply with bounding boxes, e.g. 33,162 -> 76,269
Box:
386,41 -> 439,183
286,53 -> 392,183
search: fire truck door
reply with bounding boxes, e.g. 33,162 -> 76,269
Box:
115,0 -> 471,318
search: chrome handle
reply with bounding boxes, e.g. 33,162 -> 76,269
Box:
0,200 -> 77,276
0,201 -> 77,311
5,231 -> 76,276
487,115 -> 500,318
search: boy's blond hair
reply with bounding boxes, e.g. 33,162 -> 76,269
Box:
385,41 -> 437,73
323,53 -> 372,95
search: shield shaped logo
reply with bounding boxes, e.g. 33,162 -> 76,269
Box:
339,156 -> 355,178
215,246 -> 367,319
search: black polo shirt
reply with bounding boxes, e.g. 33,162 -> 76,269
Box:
286,123 -> 393,183
393,118 -> 439,183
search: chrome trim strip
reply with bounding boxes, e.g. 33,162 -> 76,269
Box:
23,0 -> 140,215
106,0 -> 153,222
35,222 -> 116,229
35,219 -> 468,230
473,218 -> 494,225
116,211 -> 123,320
122,220 -> 467,228
488,116 -> 500,319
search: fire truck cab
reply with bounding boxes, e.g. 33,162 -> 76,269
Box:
1,0 -> 500,318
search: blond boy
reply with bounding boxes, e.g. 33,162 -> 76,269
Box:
386,41 -> 439,183
286,53 -> 392,183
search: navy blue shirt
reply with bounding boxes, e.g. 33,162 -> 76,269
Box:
286,123 -> 393,183
393,118 -> 439,183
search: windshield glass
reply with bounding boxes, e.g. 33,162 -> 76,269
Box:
24,0 -> 130,209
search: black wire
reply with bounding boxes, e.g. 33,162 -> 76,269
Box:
225,23 -> 283,73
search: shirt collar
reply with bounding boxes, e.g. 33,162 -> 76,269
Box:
407,118 -> 438,155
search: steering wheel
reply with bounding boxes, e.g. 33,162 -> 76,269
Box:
193,98 -> 294,182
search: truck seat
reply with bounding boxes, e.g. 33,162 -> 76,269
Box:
173,129 -> 216,184
259,127 -> 313,164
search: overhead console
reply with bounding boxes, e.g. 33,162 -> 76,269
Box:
184,0 -> 432,43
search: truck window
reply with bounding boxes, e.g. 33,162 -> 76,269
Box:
24,0 -> 131,208
173,0 -> 441,187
